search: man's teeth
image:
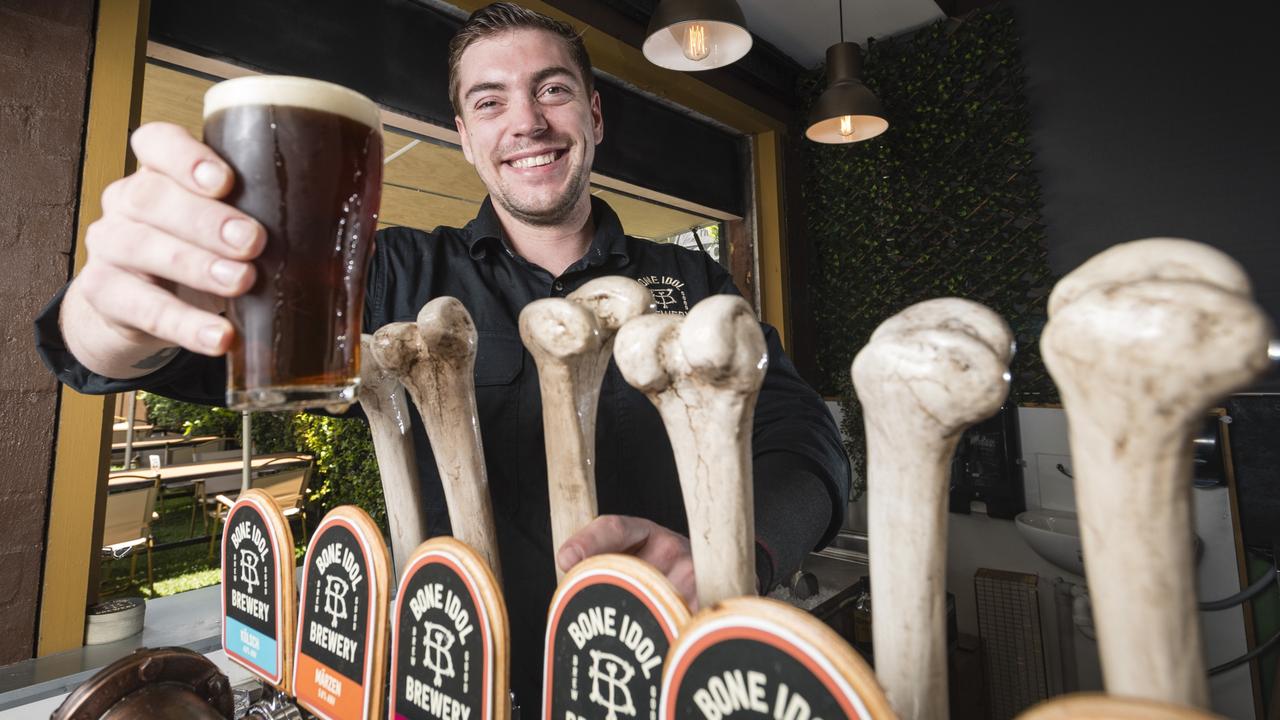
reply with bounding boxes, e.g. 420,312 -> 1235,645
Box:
510,152 -> 557,169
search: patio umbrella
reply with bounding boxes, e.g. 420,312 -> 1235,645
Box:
122,390 -> 137,469
241,411 -> 252,492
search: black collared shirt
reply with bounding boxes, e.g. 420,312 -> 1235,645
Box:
35,196 -> 850,707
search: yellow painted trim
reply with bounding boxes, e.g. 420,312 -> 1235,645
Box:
445,0 -> 784,135
753,131 -> 788,347
38,0 -> 150,657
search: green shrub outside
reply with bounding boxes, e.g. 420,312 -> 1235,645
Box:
140,392 -> 388,532
292,413 -> 388,530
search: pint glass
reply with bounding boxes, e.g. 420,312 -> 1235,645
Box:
203,76 -> 383,411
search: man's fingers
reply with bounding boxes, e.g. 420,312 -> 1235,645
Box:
86,217 -> 256,298
130,122 -> 235,198
556,515 -> 699,609
101,167 -> 265,262
665,557 -> 698,612
557,515 -> 654,571
81,264 -> 234,356
629,527 -> 691,575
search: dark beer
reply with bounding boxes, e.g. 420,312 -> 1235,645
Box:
203,77 -> 383,411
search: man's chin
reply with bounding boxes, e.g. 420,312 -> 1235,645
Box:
495,192 -> 585,227
504,203 -> 578,227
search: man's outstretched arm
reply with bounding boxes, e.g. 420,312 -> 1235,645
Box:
58,122 -> 264,381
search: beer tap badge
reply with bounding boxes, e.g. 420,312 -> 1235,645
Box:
390,538 -> 509,720
294,508 -> 390,720
660,599 -> 892,720
221,492 -> 294,689
544,556 -> 690,720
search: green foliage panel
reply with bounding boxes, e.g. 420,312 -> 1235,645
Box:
799,6 -> 1058,498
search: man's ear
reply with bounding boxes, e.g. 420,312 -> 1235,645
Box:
590,90 -> 603,145
455,116 -> 475,165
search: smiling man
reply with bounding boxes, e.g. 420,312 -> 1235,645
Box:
36,3 -> 850,707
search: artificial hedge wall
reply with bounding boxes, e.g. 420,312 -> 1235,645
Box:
799,5 -> 1058,498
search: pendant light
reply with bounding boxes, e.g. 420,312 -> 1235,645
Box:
806,0 -> 888,144
643,0 -> 753,71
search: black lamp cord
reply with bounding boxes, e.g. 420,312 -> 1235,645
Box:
1203,544 -> 1280,676
1200,561 -> 1277,612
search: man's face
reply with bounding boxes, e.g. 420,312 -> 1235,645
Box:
454,28 -> 603,227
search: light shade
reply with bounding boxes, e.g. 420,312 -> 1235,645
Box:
643,0 -> 753,72
806,42 -> 888,144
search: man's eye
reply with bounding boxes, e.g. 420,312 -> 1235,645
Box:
476,99 -> 498,111
540,85 -> 571,101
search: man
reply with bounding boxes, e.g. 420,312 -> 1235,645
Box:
36,3 -> 849,706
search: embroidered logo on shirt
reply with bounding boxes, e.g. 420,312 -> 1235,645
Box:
636,275 -> 689,315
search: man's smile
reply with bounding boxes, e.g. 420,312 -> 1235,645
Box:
502,147 -> 568,173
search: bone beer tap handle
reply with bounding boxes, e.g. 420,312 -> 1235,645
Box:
358,334 -> 427,576
615,294 -> 767,608
1041,238 -> 1272,707
520,277 -> 652,578
852,298 -> 1013,720
372,298 -> 503,581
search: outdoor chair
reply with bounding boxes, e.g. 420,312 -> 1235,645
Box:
180,446 -> 243,535
207,460 -> 312,560
101,473 -> 159,595
190,468 -> 243,537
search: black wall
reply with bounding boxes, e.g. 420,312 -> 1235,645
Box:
1014,0 -> 1280,389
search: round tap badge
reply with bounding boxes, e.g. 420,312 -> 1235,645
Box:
660,597 -> 894,720
390,537 -> 509,720
221,489 -> 296,691
293,506 -> 390,720
543,555 -> 690,720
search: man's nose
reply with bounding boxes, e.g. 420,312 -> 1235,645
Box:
508,95 -> 548,136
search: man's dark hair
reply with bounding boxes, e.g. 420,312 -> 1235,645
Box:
448,2 -> 594,116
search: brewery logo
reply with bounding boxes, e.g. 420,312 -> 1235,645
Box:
295,521 -> 374,719
239,548 -> 262,594
589,649 -> 638,720
545,574 -> 679,720
323,575 -> 351,628
391,550 -> 491,720
222,501 -> 281,681
417,621 -> 457,686
662,619 -> 873,720
637,275 -> 690,315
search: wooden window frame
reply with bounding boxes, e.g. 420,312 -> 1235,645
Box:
39,0 -> 791,655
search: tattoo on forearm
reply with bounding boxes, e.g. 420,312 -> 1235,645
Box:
131,347 -> 179,370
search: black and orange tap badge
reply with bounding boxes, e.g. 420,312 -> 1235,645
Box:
391,537 -> 509,720
293,508 -> 389,720
660,598 -> 893,720
544,556 -> 690,720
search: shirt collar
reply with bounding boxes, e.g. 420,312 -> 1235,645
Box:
463,195 -> 630,265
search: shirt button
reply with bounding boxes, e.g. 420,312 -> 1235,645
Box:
552,280 -> 564,292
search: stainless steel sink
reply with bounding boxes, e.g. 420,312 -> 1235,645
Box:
818,532 -> 869,564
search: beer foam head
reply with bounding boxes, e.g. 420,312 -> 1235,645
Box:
204,75 -> 383,133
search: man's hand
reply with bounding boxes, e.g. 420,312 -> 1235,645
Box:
62,122 -> 266,379
557,515 -> 699,610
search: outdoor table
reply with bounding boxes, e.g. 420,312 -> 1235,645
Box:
107,452 -> 313,488
110,434 -> 222,452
